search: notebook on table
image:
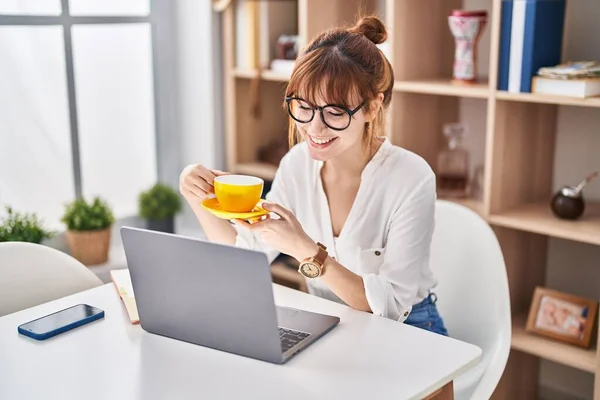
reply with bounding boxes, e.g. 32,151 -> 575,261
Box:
110,268 -> 140,324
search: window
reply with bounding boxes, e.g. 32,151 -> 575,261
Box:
0,26 -> 74,227
0,0 -> 168,229
0,0 -> 61,16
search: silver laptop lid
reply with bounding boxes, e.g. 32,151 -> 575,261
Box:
120,226 -> 284,364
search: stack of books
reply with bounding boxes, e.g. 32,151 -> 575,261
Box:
532,61 -> 600,98
497,0 -> 566,93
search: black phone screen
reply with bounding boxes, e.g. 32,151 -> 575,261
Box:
21,304 -> 103,334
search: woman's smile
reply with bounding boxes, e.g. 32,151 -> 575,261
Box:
307,134 -> 339,149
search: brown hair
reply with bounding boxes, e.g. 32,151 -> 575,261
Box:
284,15 -> 394,148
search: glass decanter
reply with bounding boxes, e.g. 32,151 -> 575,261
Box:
437,123 -> 470,198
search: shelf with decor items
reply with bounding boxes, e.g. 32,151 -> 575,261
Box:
489,202 -> 600,246
483,0 -> 600,396
219,0 -> 600,398
511,314 -> 597,374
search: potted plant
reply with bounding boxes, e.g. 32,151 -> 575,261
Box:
61,196 -> 115,266
138,182 -> 182,233
0,206 -> 54,243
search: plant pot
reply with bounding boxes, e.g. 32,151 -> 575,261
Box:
65,227 -> 111,266
147,217 -> 174,234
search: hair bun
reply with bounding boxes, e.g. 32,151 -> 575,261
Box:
349,15 -> 387,45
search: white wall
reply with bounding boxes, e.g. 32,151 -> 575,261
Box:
463,1 -> 600,399
174,0 -> 223,235
175,0 -> 220,171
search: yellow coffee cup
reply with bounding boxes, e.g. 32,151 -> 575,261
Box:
213,175 -> 264,213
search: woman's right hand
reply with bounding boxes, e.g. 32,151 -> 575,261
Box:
179,164 -> 237,245
179,164 -> 228,203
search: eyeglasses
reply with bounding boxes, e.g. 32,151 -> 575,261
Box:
285,96 -> 365,131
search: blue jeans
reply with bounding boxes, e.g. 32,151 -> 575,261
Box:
404,293 -> 448,336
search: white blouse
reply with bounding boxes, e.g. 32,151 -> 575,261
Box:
234,137 -> 438,323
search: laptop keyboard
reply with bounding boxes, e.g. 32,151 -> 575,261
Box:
279,327 -> 310,352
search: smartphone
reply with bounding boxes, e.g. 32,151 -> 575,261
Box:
17,304 -> 105,340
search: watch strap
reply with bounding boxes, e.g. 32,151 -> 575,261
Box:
313,242 -> 328,267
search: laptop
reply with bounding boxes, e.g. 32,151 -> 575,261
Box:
120,226 -> 340,364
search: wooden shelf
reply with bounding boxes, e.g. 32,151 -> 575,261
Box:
234,162 -> 278,181
222,2 -> 600,396
496,91 -> 600,108
489,202 -> 600,246
233,68 -> 290,82
511,314 -> 597,374
393,79 -> 490,99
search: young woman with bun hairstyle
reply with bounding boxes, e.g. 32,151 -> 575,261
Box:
180,15 -> 447,335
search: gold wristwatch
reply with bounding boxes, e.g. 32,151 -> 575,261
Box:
298,242 -> 328,278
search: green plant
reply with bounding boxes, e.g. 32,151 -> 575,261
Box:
139,183 -> 182,221
0,206 -> 54,243
62,196 -> 115,231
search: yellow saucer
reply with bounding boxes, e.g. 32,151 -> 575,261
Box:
201,197 -> 269,221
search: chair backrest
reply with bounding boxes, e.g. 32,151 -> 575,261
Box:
0,242 -> 103,317
430,200 -> 511,400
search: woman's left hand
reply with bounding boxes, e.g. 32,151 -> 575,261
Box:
233,202 -> 317,262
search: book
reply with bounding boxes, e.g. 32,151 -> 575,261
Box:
532,77 -> 600,98
110,269 -> 140,324
497,0 -> 514,91
507,0 -> 526,92
235,0 -> 259,69
508,0 -> 566,93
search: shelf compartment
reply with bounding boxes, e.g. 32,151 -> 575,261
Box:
233,68 -> 290,82
511,314 -> 597,374
394,79 -> 490,99
234,162 -> 277,181
489,202 -> 600,246
496,91 -> 600,108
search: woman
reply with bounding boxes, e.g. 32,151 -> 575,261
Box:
179,15 -> 447,336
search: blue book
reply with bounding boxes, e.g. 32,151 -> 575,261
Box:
520,0 -> 566,92
509,0 -> 566,93
497,0 -> 514,90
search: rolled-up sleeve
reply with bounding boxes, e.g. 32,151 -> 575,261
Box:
361,175 -> 436,322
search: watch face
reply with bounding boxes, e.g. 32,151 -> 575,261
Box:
300,262 -> 321,278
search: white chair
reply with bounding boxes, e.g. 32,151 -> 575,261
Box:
0,242 -> 103,317
430,200 -> 511,400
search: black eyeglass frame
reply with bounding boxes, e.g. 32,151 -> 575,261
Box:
285,96 -> 366,131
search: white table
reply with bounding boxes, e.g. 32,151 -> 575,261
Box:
0,284 -> 481,400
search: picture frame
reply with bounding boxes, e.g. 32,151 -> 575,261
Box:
526,286 -> 598,348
